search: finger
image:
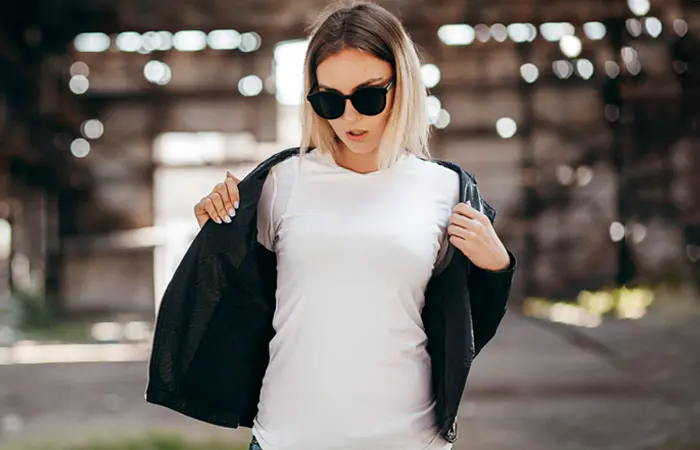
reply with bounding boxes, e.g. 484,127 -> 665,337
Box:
449,234 -> 476,252
449,212 -> 480,230
227,171 -> 242,188
202,198 -> 223,224
448,224 -> 477,241
449,234 -> 467,247
208,192 -> 231,223
454,202 -> 489,224
194,199 -> 213,223
224,177 -> 240,211
449,212 -> 481,232
213,183 -> 235,217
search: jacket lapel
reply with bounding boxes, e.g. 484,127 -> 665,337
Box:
216,147 -> 301,268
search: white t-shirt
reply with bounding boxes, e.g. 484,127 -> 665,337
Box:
252,150 -> 459,450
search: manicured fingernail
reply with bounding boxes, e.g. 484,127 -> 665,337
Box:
223,216 -> 231,223
228,208 -> 235,217
215,218 -> 222,224
466,201 -> 471,207
234,200 -> 240,209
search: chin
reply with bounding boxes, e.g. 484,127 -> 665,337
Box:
341,140 -> 379,155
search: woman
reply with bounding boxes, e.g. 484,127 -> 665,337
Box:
146,2 -> 516,449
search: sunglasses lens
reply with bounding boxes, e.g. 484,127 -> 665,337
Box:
309,92 -> 345,120
308,84 -> 390,119
351,87 -> 387,116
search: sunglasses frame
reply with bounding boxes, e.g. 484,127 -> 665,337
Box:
306,79 -> 394,120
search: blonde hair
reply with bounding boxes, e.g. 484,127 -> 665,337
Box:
299,0 -> 430,168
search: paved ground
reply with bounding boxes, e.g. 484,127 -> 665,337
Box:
458,310 -> 700,450
1,301 -> 699,450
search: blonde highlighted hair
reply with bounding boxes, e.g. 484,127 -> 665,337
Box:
300,0 -> 430,168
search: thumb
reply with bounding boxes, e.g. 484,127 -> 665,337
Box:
226,171 -> 241,184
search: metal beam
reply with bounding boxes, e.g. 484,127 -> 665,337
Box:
9,0 -> 634,43
80,87 -> 258,105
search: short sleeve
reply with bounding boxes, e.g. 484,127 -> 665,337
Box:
434,232 -> 454,274
257,167 -> 278,251
256,157 -> 299,251
433,167 -> 461,274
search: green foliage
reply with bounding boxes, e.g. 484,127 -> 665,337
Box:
10,290 -> 89,342
11,289 -> 56,330
524,285 -> 657,326
4,433 -> 248,450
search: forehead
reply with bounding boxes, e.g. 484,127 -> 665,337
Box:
316,49 -> 392,93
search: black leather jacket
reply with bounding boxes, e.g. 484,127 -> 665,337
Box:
145,148 -> 516,444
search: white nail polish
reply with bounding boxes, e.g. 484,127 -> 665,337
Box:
229,208 -> 235,217
234,200 -> 240,209
223,216 -> 231,223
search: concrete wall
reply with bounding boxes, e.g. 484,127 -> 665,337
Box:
61,249 -> 154,317
61,46 -> 279,315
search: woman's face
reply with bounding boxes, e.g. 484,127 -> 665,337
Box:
315,49 -> 394,157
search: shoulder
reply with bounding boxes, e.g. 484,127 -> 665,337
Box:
425,158 -> 496,221
408,155 -> 462,194
269,152 -> 301,175
258,147 -> 333,175
252,147 -> 300,172
245,147 -> 301,182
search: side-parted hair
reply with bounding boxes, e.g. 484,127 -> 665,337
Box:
299,0 -> 431,167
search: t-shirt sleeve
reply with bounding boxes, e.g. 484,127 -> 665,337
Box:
433,168 -> 461,273
256,158 -> 298,251
434,230 -> 453,273
257,167 -> 278,251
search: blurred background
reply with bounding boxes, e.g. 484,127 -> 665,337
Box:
1,0 -> 700,449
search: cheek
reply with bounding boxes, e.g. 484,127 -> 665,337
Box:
327,120 -> 344,139
367,114 -> 389,135
374,91 -> 394,131
370,104 -> 392,134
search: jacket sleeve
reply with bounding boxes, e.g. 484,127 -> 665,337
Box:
467,188 -> 517,357
146,222 -> 227,398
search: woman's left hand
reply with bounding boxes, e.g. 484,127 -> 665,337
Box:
448,202 -> 511,272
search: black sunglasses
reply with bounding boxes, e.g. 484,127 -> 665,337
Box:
306,80 -> 394,120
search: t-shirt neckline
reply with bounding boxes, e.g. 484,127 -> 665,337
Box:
312,150 -> 411,177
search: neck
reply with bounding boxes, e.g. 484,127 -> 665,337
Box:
334,145 -> 381,174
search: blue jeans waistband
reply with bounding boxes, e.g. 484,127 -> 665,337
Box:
249,436 -> 263,450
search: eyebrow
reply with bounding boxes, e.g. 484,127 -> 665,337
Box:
318,77 -> 385,92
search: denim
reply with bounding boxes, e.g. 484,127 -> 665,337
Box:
249,436 -> 263,450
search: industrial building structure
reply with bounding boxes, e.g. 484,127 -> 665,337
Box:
1,0 -> 699,328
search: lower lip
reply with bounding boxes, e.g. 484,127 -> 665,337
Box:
346,131 -> 368,142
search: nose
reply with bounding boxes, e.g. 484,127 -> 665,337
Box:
342,98 -> 361,121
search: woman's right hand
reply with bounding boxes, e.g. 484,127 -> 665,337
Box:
193,171 -> 241,228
